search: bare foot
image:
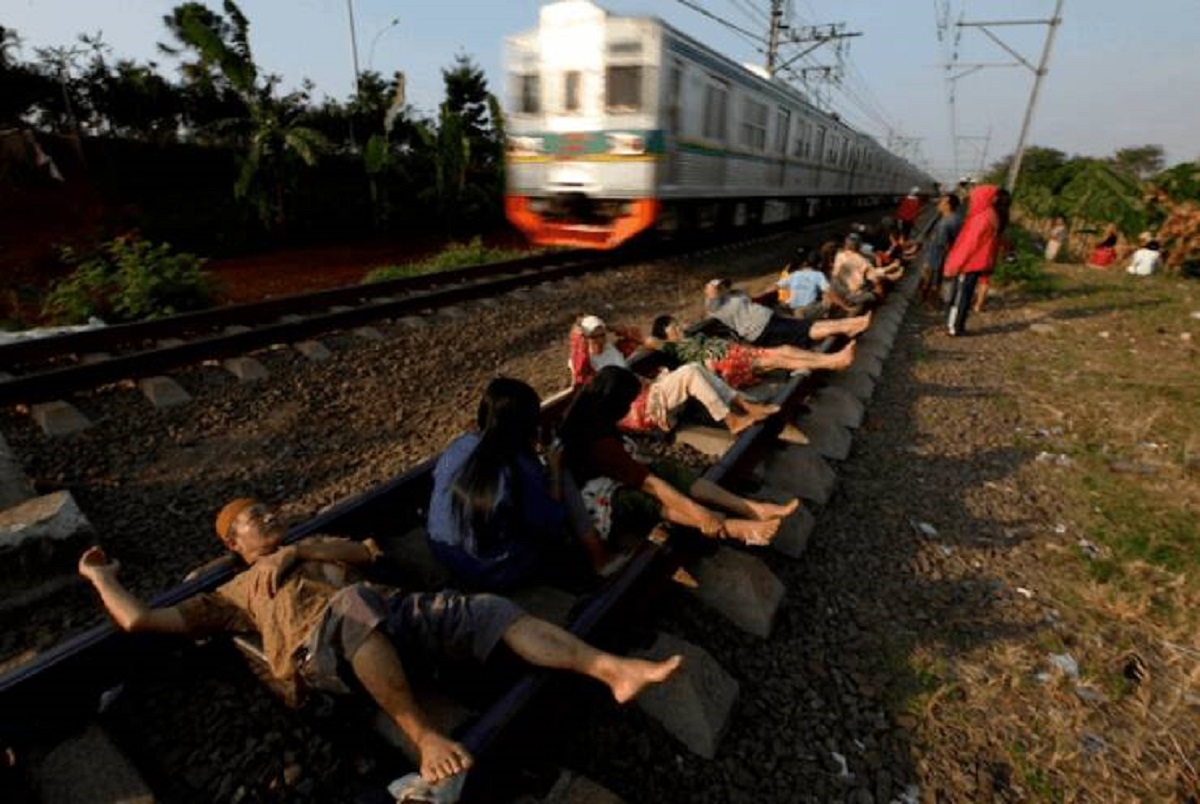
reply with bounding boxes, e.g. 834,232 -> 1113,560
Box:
844,314 -> 871,338
827,342 -> 856,370
738,397 -> 781,418
724,517 -> 781,546
726,411 -> 760,434
606,654 -> 684,704
746,497 -> 800,520
416,731 -> 474,783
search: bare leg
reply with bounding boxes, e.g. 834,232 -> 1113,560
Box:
501,615 -> 682,703
733,394 -> 780,418
755,341 -> 855,373
811,312 -> 871,340
689,477 -> 799,521
350,631 -> 472,783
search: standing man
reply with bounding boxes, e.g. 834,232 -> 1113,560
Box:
918,194 -> 963,306
944,185 -> 1002,336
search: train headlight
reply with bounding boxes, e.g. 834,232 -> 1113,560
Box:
606,133 -> 646,156
508,136 -> 546,157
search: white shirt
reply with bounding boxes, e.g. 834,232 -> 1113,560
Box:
1126,248 -> 1162,276
588,343 -> 628,371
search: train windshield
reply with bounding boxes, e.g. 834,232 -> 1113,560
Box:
606,65 -> 642,113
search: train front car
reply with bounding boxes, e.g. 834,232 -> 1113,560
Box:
505,1 -> 662,250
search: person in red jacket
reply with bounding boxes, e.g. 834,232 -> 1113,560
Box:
895,187 -> 923,237
944,184 -> 1002,336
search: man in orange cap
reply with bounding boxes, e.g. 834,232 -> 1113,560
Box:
78,497 -> 681,785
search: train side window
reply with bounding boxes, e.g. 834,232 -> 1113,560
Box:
775,108 -> 790,155
702,81 -> 728,142
606,65 -> 642,113
667,64 -> 683,133
514,74 -> 540,115
739,98 -> 767,151
564,71 -> 582,113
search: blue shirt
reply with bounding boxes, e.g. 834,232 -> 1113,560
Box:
924,211 -> 963,271
777,269 -> 830,308
426,433 -> 567,588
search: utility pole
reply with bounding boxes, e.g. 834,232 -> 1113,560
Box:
1005,0 -> 1065,191
954,0 -> 1065,192
345,0 -> 362,149
766,0 -> 785,77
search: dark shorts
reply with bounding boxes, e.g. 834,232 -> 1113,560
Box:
612,459 -> 697,539
298,583 -> 524,693
754,315 -> 814,348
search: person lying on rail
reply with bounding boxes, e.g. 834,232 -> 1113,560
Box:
703,278 -> 871,349
570,315 -> 778,435
559,366 -> 798,548
642,315 -> 855,389
77,500 -> 682,785
829,233 -> 892,314
427,377 -> 614,590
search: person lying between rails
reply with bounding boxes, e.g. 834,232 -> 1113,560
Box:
703,277 -> 871,348
77,500 -> 682,785
427,377 -> 617,590
570,314 -> 778,435
559,366 -> 799,548
643,315 -> 855,389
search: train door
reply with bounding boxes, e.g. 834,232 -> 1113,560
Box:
701,77 -> 729,189
774,107 -> 790,188
813,125 -> 827,192
665,61 -> 683,186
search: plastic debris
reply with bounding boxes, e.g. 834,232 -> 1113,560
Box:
1052,523 -> 1068,535
908,518 -> 939,538
1080,732 -> 1109,754
1190,311 -> 1200,320
1099,331 -> 1110,339
830,751 -> 850,778
387,772 -> 465,803
1074,686 -> 1108,704
1015,587 -> 1034,599
893,786 -> 920,804
1036,451 -> 1074,467
1049,653 -> 1080,679
1077,538 -> 1102,559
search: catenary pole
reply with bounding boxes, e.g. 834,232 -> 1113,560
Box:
1006,0 -> 1064,192
767,0 -> 784,76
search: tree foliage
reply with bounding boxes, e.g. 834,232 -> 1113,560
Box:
1112,144 -> 1165,180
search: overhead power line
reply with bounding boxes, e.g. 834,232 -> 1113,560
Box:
674,0 -> 768,45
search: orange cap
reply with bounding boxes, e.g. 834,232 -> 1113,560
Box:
215,498 -> 258,541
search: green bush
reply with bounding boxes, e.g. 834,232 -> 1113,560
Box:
994,225 -> 1060,295
44,237 -> 214,324
363,237 -> 526,283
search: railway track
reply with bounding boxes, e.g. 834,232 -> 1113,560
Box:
0,223 -> 806,409
0,212 -> 918,802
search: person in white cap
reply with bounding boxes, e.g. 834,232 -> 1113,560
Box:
569,314 -> 778,434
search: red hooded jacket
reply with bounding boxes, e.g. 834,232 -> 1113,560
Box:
944,185 -> 1001,277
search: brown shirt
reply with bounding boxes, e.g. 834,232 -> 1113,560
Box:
176,536 -> 362,681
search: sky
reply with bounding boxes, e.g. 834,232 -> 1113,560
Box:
5,0 -> 1199,181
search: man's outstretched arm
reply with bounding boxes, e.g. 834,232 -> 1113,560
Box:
78,547 -> 188,634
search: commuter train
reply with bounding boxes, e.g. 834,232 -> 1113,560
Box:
504,0 -> 933,249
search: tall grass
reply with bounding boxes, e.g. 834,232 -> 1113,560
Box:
363,238 -> 528,283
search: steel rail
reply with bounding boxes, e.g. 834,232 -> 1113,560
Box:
0,249 -> 591,370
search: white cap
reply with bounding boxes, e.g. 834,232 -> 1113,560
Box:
910,186 -> 921,195
579,315 -> 606,335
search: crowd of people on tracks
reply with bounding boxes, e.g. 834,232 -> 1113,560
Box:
75,193 -> 948,793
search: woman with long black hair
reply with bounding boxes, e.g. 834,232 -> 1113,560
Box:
559,366 -> 798,547
427,377 -> 605,589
